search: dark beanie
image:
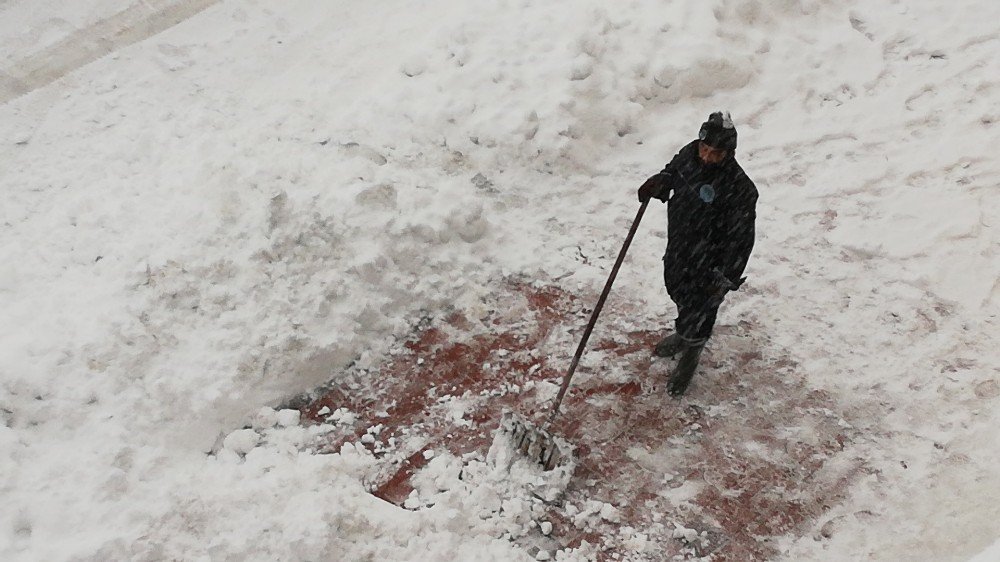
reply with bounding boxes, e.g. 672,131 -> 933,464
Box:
699,111 -> 737,151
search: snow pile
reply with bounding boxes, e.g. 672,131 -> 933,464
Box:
486,417 -> 575,502
124,421 -> 532,561
403,451 -> 592,561
1,0 -> 999,560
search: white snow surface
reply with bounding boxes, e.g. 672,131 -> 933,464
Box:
2,0 -> 999,560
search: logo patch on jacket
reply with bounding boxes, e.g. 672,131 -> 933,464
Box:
699,184 -> 716,203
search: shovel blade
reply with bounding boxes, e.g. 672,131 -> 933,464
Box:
498,411 -> 575,472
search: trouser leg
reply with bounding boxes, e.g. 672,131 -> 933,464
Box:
665,282 -> 722,396
672,290 -> 721,345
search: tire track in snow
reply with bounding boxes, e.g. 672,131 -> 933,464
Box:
0,0 -> 218,103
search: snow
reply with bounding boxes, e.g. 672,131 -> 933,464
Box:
971,539 -> 1000,562
251,406 -> 279,429
2,0 -> 999,560
487,415 -> 575,502
276,408 -> 301,428
0,0 -> 128,62
222,427 -> 259,455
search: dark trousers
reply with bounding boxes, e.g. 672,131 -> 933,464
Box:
665,272 -> 723,345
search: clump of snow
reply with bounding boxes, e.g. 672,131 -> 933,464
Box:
401,55 -> 428,77
566,500 -> 623,530
598,502 -> 621,523
620,527 -> 648,552
276,409 -> 301,427
327,407 -> 358,425
411,454 -> 463,494
223,429 -> 260,455
251,406 -> 279,430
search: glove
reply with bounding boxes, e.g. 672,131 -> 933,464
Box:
711,268 -> 745,295
637,175 -> 664,203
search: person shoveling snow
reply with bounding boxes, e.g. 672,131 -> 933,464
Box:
638,111 -> 759,396
498,112 -> 759,471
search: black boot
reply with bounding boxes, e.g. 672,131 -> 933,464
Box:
653,333 -> 685,358
668,344 -> 704,396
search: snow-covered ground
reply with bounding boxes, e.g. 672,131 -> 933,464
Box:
1,0 -> 218,102
1,0 -> 998,560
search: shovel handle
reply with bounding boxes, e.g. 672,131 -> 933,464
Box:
546,200 -> 649,425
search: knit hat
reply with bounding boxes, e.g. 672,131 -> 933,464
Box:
698,111 -> 737,151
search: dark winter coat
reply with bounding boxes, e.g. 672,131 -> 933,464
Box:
649,140 -> 758,292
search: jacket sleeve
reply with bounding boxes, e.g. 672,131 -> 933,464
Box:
650,145 -> 690,202
718,178 -> 758,285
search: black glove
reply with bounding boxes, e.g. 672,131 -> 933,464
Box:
637,175 -> 663,202
711,268 -> 745,294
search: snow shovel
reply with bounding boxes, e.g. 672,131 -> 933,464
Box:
500,200 -> 649,471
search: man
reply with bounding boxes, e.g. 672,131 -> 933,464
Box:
637,111 -> 758,396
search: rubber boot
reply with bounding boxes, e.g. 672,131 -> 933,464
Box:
653,333 -> 685,358
668,344 -> 704,397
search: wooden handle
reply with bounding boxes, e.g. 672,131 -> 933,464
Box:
546,200 -> 649,425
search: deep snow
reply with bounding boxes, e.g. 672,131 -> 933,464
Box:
1,0 -> 999,560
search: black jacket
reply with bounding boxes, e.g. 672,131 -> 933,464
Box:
650,140 -> 758,291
